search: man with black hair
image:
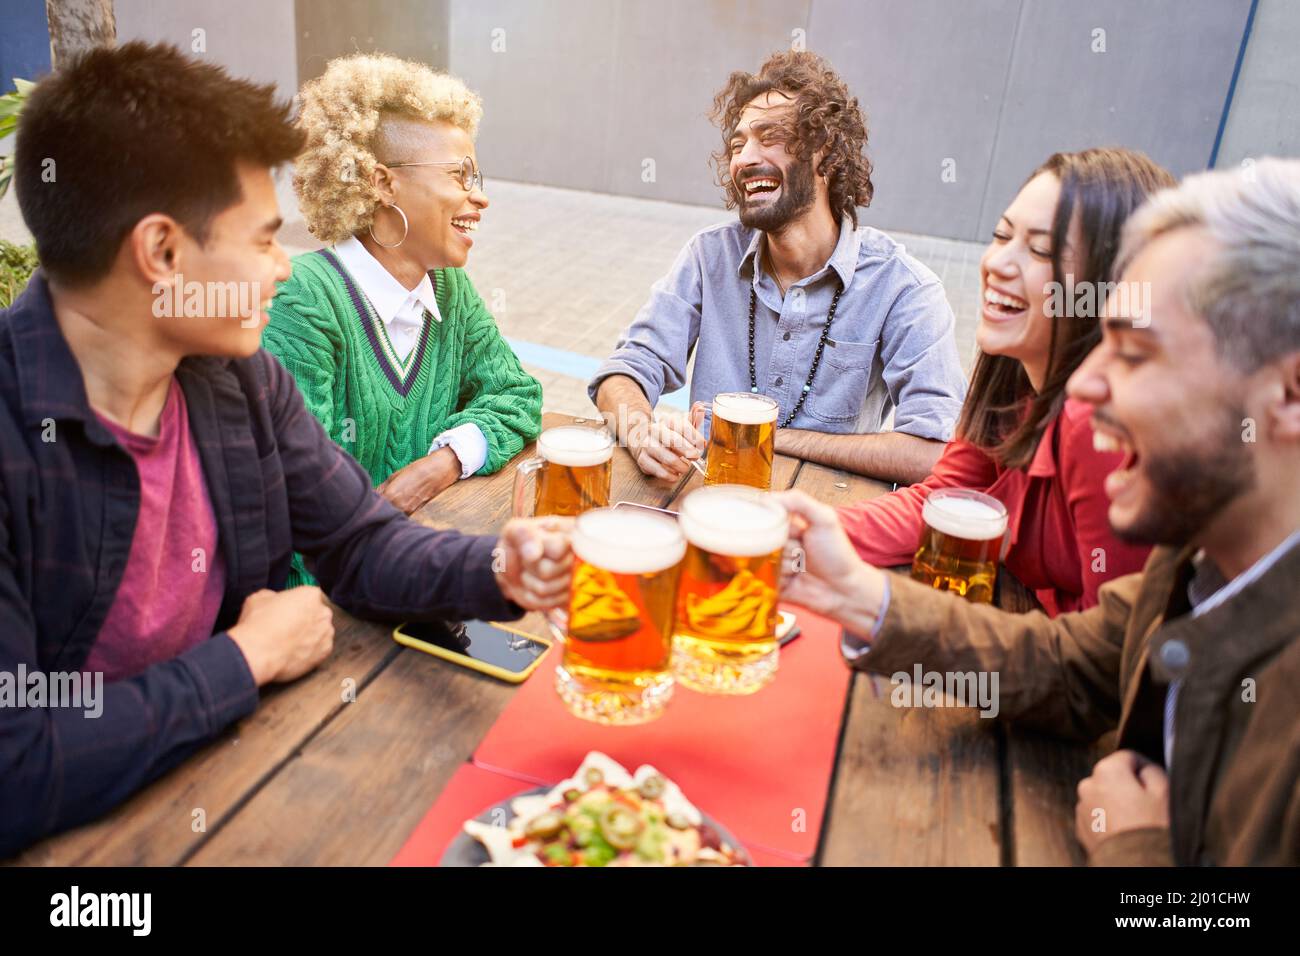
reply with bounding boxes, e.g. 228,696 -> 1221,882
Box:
0,42 -> 570,855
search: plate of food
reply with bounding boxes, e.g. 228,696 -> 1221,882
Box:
441,752 -> 751,867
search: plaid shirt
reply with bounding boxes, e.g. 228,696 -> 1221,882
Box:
0,272 -> 519,855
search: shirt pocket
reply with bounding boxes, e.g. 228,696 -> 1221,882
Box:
807,338 -> 879,424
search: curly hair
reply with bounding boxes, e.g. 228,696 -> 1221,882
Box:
710,51 -> 873,225
293,54 -> 483,243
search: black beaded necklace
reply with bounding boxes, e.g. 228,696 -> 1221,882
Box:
748,279 -> 844,427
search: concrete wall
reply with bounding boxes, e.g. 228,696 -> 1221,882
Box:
449,0 -> 1255,240
7,0 -> 1295,241
1214,0 -> 1300,168
966,0 -> 1249,238
114,0 -> 298,100
448,0 -> 805,206
295,0 -> 449,85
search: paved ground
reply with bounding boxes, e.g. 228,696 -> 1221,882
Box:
2,179 -> 985,418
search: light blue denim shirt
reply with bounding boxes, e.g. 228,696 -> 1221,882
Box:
589,215 -> 967,439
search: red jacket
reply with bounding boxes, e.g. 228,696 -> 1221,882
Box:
838,399 -> 1151,615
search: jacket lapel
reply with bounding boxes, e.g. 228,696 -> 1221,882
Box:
1122,541 -> 1300,864
176,357 -> 269,625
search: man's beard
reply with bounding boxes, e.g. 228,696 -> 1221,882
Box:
737,156 -> 817,233
1118,401 -> 1256,548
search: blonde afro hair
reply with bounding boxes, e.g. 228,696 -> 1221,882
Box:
293,53 -> 483,243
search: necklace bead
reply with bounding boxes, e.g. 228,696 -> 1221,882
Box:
748,279 -> 843,428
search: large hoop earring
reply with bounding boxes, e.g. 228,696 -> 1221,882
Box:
369,204 -> 409,248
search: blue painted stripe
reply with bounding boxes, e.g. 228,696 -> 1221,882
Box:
1208,0 -> 1258,169
504,337 -> 689,410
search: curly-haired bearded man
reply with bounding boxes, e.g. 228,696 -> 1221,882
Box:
591,52 -> 967,485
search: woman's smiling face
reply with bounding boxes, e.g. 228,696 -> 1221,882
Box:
977,171 -> 1083,388
373,117 -> 488,270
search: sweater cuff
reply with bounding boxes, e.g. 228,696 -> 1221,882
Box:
180,633 -> 260,734
431,422 -> 489,478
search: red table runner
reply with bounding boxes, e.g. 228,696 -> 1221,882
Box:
390,762 -> 805,867
468,606 -> 851,862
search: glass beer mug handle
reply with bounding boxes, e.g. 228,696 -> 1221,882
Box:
544,607 -> 568,646
511,456 -> 544,518
688,400 -> 711,434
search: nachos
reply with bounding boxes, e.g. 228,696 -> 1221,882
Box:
462,752 -> 748,867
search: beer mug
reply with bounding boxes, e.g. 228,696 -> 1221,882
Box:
556,507 -> 687,725
910,488 -> 1009,603
512,425 -> 613,518
672,484 -> 789,695
688,392 -> 778,490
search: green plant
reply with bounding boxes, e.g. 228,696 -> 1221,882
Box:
0,238 -> 39,308
0,78 -> 35,200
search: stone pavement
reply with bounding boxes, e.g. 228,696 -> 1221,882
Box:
3,179 -> 985,419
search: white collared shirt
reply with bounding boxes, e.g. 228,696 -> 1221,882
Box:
331,236 -> 487,478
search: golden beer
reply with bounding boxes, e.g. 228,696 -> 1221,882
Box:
557,508 -> 686,725
672,485 -> 789,695
910,489 -> 1008,603
513,426 -> 613,518
703,393 -> 778,489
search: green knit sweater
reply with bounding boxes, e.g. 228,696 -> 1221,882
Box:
264,249 -> 542,588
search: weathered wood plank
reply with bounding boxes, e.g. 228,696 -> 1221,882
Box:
997,570 -> 1103,866
11,608 -> 397,866
795,464 -> 1002,865
786,459 -> 893,507
1005,729 -> 1104,866
183,621 -> 534,866
818,671 -> 1002,865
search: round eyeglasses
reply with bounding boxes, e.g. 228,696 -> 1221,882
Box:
382,155 -> 484,193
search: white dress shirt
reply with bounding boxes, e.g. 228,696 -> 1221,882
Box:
332,236 -> 488,478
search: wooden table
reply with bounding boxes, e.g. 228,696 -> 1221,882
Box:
13,413 -> 1096,866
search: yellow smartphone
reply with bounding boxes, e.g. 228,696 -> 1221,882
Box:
393,619 -> 553,684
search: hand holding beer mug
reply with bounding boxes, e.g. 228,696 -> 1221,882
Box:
910,489 -> 1008,603
494,517 -> 576,612
556,507 -> 687,725
673,485 -> 789,694
512,425 -> 613,518
689,392 -> 779,490
626,411 -> 705,480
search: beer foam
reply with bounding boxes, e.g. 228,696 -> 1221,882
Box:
679,486 -> 789,556
571,508 -> 686,575
713,393 -> 779,426
922,492 -> 1008,542
538,426 -> 613,467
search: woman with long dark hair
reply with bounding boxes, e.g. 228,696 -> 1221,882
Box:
838,148 -> 1175,613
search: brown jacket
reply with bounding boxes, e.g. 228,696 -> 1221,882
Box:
861,542 -> 1300,865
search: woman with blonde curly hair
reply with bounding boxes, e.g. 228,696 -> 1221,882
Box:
265,54 -> 541,587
